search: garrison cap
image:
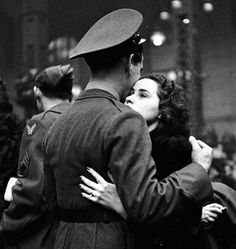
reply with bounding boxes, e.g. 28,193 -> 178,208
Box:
70,8 -> 144,59
35,64 -> 74,96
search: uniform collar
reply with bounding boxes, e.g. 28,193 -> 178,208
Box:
46,102 -> 70,113
76,89 -> 119,101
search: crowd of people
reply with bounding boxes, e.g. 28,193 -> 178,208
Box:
0,8 -> 236,249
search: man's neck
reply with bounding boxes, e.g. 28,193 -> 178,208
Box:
85,80 -> 120,101
42,98 -> 69,112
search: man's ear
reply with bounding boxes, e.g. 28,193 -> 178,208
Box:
33,86 -> 43,99
128,54 -> 135,74
122,55 -> 131,75
33,86 -> 42,98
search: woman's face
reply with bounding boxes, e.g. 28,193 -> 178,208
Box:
125,78 -> 160,124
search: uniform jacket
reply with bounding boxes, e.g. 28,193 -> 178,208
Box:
44,89 -> 213,249
0,103 -> 70,249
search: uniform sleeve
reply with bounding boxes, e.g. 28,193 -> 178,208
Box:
204,182 -> 236,247
105,111 -> 213,224
0,118 -> 48,243
211,182 -> 236,227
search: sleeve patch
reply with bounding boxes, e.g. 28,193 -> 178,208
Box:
26,122 -> 37,136
18,152 -> 30,178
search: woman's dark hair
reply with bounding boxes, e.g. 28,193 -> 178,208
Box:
140,73 -> 191,137
84,33 -> 143,72
142,74 -> 192,180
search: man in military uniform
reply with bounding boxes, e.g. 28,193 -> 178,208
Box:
0,64 -> 74,249
44,9 -> 213,249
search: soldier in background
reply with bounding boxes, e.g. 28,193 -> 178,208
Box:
0,65 -> 74,249
0,76 -> 23,249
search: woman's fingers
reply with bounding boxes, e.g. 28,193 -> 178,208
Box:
80,176 -> 100,190
80,183 -> 98,197
86,167 -> 107,185
81,192 -> 98,202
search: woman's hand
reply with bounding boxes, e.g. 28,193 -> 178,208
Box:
201,203 -> 226,223
80,167 -> 127,219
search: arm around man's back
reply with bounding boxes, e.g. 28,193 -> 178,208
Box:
105,111 -> 213,224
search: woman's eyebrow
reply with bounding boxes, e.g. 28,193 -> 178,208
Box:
138,88 -> 150,94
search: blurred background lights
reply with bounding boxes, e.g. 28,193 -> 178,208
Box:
166,70 -> 177,81
171,0 -> 182,9
151,31 -> 166,46
203,2 -> 214,12
47,36 -> 77,64
160,11 -> 171,20
183,18 -> 190,24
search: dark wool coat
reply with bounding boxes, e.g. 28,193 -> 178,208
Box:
45,89 -> 212,249
0,103 -> 70,249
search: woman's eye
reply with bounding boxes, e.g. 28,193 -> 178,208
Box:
140,93 -> 147,98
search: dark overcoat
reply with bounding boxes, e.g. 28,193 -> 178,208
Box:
45,89 -> 213,249
0,103 -> 69,249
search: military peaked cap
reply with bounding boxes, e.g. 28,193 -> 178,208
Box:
70,8 -> 144,59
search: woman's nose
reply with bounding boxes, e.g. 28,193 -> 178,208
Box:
125,95 -> 134,104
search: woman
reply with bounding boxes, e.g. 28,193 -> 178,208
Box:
80,74 -> 229,249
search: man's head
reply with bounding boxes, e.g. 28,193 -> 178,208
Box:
70,9 -> 145,100
34,64 -> 74,112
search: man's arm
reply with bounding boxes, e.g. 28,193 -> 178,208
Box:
105,111 -> 213,224
204,182 -> 236,246
211,182 -> 236,226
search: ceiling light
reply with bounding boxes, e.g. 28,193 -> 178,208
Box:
171,0 -> 182,9
160,11 -> 171,20
203,2 -> 214,12
151,31 -> 166,46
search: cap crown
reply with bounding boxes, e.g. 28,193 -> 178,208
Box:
70,8 -> 143,59
36,64 -> 74,95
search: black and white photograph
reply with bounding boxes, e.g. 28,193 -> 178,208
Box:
0,1 -> 236,249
